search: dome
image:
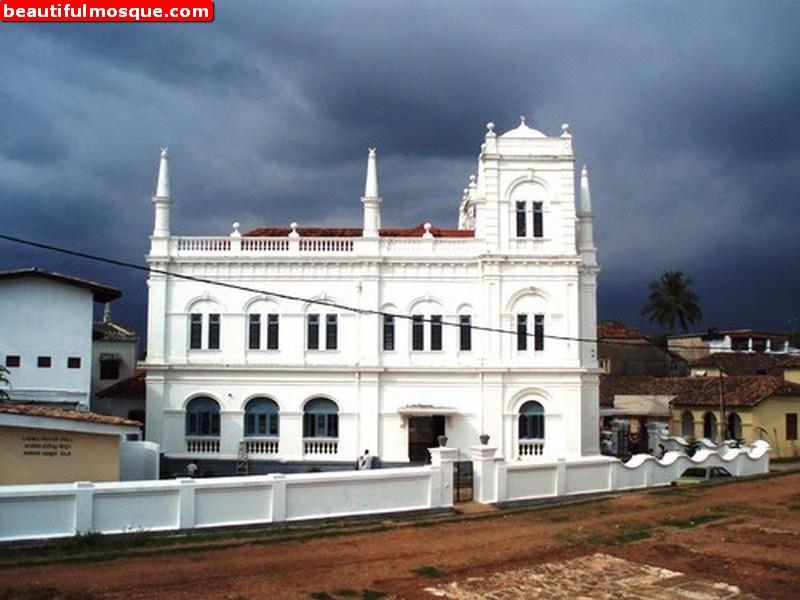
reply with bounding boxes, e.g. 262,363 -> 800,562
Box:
500,116 -> 547,139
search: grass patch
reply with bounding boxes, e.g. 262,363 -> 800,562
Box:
332,591 -> 359,598
658,512 -> 727,529
608,523 -> 655,545
413,565 -> 444,578
361,590 -> 386,600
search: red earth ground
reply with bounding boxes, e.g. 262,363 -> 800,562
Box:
1,472 -> 799,599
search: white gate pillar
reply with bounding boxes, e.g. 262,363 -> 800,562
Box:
470,445 -> 498,504
428,447 -> 459,508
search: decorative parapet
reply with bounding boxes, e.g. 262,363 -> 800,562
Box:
169,235 -> 481,259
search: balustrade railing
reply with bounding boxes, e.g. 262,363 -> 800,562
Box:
518,439 -> 545,458
244,438 -> 280,455
298,238 -> 354,252
176,237 -> 231,252
169,236 -> 479,258
242,238 -> 289,252
303,439 -> 339,456
186,437 -> 220,453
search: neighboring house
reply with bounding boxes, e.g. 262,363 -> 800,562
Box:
600,375 -> 696,458
688,352 -> 795,378
0,403 -> 140,484
92,369 -> 146,433
668,329 -> 794,362
598,321 -> 687,377
144,118 -> 601,472
671,376 -> 800,458
0,268 -> 121,409
91,303 -> 138,400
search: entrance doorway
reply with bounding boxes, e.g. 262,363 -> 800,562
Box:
408,415 -> 445,463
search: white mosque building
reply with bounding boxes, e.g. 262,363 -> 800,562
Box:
143,118 -> 600,472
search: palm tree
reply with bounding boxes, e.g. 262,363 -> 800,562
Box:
642,270 -> 703,332
0,366 -> 9,401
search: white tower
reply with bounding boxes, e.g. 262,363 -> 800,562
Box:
152,148 -> 173,239
361,148 -> 382,237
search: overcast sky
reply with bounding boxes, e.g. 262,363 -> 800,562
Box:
1,1 -> 799,342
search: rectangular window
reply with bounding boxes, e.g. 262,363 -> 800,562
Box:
534,314 -> 545,351
326,314 -> 338,350
412,315 -> 425,351
267,314 -> 279,350
5,355 -> 20,368
245,413 -> 256,436
189,313 -> 203,349
459,315 -> 472,351
307,314 -> 320,350
430,315 -> 443,351
208,313 -> 221,350
248,314 -> 261,350
100,359 -> 119,380
67,357 -> 81,369
516,201 -> 527,237
788,413 -> 798,441
517,314 -> 528,351
383,315 -> 395,351
533,202 -> 543,238
37,356 -> 51,368
269,413 -> 279,436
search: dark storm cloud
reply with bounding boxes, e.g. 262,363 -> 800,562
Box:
1,0 -> 799,338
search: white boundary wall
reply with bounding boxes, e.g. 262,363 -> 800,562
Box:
472,441 -> 771,504
0,448 -> 456,543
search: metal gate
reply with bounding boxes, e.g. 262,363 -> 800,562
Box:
454,460 -> 473,503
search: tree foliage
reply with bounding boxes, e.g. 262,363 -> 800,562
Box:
642,270 -> 703,332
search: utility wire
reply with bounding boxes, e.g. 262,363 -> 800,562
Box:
0,232 -> 735,351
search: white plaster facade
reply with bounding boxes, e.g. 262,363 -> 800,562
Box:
0,270 -> 121,408
143,118 -> 600,465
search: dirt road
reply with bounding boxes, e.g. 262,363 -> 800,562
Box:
1,473 -> 799,599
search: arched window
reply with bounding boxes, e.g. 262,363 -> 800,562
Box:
303,398 -> 339,438
727,412 -> 742,440
681,410 -> 694,437
185,397 -> 220,437
244,398 -> 279,437
518,401 -> 545,440
703,411 -> 717,441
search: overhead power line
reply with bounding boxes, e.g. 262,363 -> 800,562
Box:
0,232 -> 741,351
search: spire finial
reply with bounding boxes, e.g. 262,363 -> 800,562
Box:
103,302 -> 111,324
520,115 -> 526,126
364,147 -> 379,198
579,164 -> 592,214
156,147 -> 170,198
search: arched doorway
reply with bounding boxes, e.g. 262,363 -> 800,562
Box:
703,411 -> 717,441
727,412 -> 742,440
680,410 -> 694,438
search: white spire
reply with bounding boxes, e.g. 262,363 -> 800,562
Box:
577,164 -> 596,258
156,147 -> 170,198
364,147 -> 379,198
361,147 -> 383,238
579,165 -> 592,215
151,147 -> 174,239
